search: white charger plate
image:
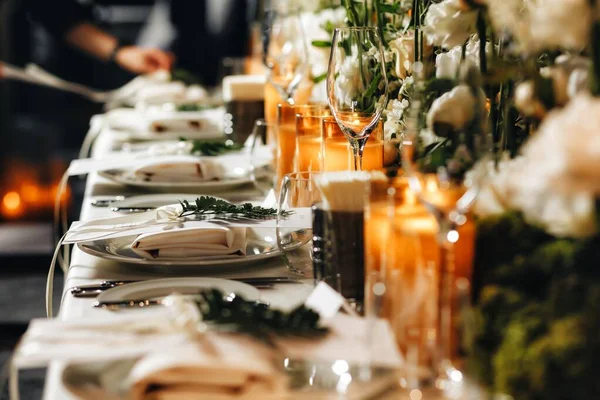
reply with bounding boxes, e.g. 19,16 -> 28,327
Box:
96,277 -> 260,303
77,228 -> 280,268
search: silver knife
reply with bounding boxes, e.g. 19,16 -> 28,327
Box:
110,206 -> 156,212
94,299 -> 163,310
94,297 -> 270,310
71,277 -> 298,298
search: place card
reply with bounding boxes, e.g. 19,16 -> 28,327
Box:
305,281 -> 358,319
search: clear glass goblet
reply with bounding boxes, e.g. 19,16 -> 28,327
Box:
326,26 -> 389,171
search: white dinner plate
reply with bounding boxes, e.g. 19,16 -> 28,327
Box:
77,228 -> 280,268
96,277 -> 260,303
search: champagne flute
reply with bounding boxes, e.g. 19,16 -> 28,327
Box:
401,62 -> 492,393
326,27 -> 389,171
263,8 -> 309,105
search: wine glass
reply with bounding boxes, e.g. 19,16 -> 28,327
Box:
263,7 -> 309,105
249,119 -> 275,195
276,172 -> 322,277
400,62 -> 492,393
326,27 -> 389,171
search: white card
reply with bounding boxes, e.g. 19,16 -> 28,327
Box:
304,281 -> 347,319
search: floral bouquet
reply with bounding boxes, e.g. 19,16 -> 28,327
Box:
305,0 -> 600,397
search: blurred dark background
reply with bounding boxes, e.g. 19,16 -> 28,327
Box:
0,1 -> 260,397
0,0 -> 260,222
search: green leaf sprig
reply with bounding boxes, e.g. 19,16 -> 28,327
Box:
178,196 -> 292,219
196,289 -> 328,341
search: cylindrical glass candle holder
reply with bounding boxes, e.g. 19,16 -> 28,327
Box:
264,79 -> 312,145
275,104 -> 326,191
322,117 -> 384,172
381,178 -> 476,382
295,110 -> 331,173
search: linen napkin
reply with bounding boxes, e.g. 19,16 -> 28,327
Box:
103,108 -> 223,140
129,156 -> 226,182
127,334 -> 288,400
131,226 -> 247,260
135,81 -> 187,104
145,111 -> 219,134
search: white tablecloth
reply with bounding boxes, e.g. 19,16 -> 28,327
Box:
42,131 -> 314,399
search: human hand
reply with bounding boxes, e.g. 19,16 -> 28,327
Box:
114,46 -> 175,75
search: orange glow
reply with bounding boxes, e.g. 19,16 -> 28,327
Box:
21,183 -> 42,203
3,191 -> 21,210
2,191 -> 24,218
0,157 -> 70,219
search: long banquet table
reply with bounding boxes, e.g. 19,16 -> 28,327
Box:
41,126 -> 315,399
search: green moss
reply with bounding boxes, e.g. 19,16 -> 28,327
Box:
470,211 -> 600,399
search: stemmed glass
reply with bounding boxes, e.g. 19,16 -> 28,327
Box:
401,62 -> 492,393
276,172 -> 322,277
262,8 -> 309,105
326,27 -> 389,171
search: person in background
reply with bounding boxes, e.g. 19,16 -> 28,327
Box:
18,0 -> 174,75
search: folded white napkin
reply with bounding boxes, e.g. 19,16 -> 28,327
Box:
147,115 -> 208,134
130,156 -> 226,182
131,226 -> 247,260
128,334 -> 288,400
135,81 -> 187,103
103,108 -> 223,140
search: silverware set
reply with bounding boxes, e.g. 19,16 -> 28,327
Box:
70,277 -> 300,298
93,296 -> 272,311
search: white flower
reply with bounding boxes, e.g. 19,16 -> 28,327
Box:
334,55 -> 361,107
426,84 -> 485,135
388,31 -> 415,79
155,204 -> 185,223
523,94 -> 600,196
384,98 -> 409,138
423,0 -> 478,49
539,55 -> 591,106
487,0 -> 591,53
474,156 -> 596,238
514,81 -> 546,118
302,8 -> 346,75
435,36 -> 490,79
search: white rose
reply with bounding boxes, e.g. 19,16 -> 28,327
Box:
474,156 -> 596,238
302,7 -> 346,83
487,0 -> 591,53
436,37 -> 491,79
388,31 -> 415,79
423,0 -> 478,49
335,56 -> 361,107
523,94 -> 600,195
540,56 -> 591,106
426,84 -> 485,135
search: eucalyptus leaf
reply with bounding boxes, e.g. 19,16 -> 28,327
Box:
312,72 -> 328,84
378,3 -> 401,13
311,40 -> 333,48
